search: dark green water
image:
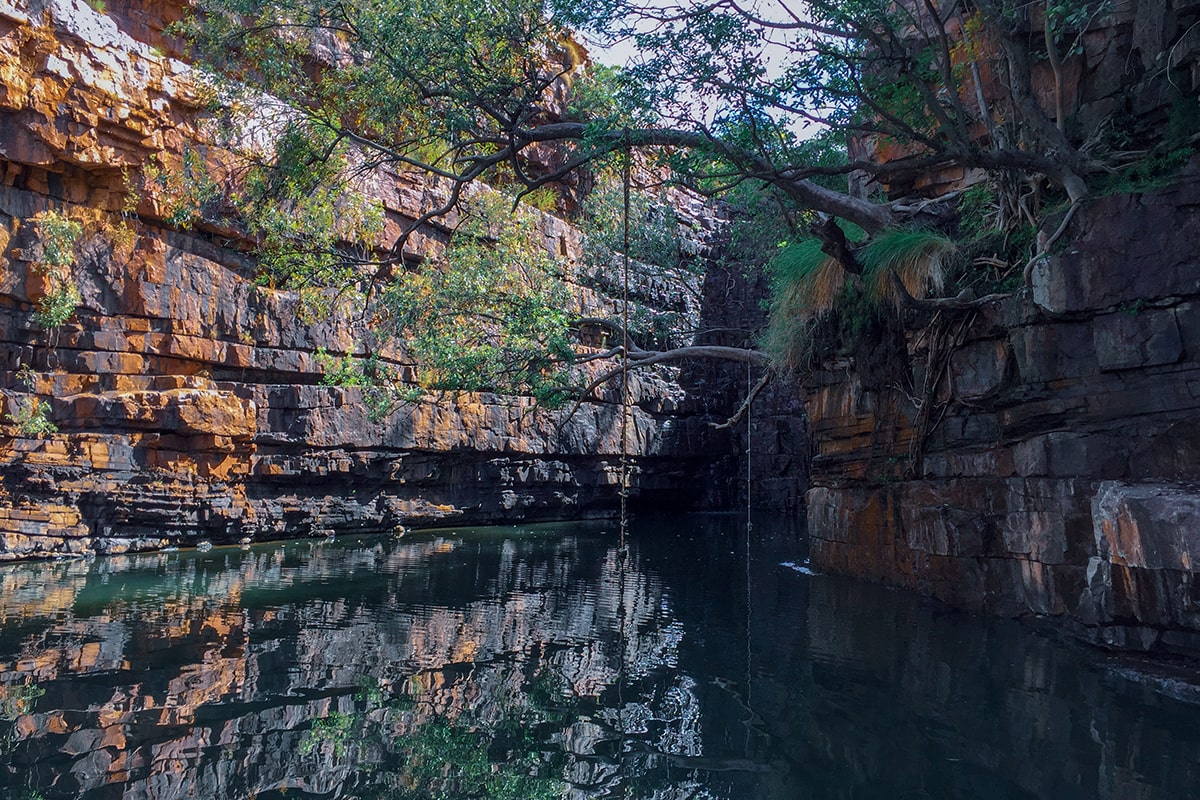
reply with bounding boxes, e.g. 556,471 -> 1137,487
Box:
0,515 -> 1197,799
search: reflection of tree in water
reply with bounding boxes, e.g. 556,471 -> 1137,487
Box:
302,670 -> 568,800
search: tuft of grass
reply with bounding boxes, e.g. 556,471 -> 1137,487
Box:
859,228 -> 956,306
770,239 -> 844,313
763,239 -> 841,372
763,226 -> 956,373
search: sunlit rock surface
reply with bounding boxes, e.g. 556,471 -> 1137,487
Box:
0,0 -> 751,556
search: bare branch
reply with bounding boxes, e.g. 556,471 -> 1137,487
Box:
889,268 -> 1014,311
711,369 -> 773,430
516,123 -> 898,230
557,343 -> 768,429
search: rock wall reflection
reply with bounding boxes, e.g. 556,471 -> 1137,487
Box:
0,520 -> 1197,800
0,529 -> 706,799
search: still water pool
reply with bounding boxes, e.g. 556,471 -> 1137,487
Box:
0,515 -> 1197,799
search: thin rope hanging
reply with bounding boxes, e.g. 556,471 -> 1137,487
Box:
614,135 -> 634,798
618,134 -> 632,552
746,359 -> 753,533
744,357 -> 753,748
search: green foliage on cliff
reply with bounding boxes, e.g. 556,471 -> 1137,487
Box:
311,193 -> 577,411
3,398 -> 56,437
315,349 -> 412,421
34,212 -> 81,270
237,121 -> 385,295
31,287 -> 81,330
29,211 -> 83,330
143,126 -> 384,313
167,0 -> 604,407
380,193 -> 576,406
177,0 -> 577,189
579,183 -> 692,275
575,177 -> 704,348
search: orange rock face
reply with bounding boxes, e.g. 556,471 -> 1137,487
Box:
0,0 -> 732,557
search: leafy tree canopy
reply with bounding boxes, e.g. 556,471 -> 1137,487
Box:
181,0 -> 1122,247
172,0 -> 1195,404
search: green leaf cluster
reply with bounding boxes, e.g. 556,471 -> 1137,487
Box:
578,182 -> 696,275
239,121 -> 385,296
33,212 -> 81,271
30,211 -> 83,330
575,179 -> 703,349
316,349 -> 405,421
566,63 -> 646,130
32,285 -> 82,329
1043,1 -> 1113,56
379,193 -> 575,406
4,399 -> 57,437
180,0 -> 572,172
142,124 -> 383,316
144,148 -> 223,229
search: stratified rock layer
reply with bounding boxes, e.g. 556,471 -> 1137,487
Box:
0,0 -> 740,557
806,182 -> 1200,656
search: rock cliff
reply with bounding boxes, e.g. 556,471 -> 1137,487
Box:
806,177 -> 1200,656
802,0 -> 1200,657
0,0 -> 745,558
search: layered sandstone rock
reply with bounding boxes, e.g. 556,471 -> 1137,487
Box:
806,181 -> 1200,656
0,0 -> 740,558
803,0 -> 1200,656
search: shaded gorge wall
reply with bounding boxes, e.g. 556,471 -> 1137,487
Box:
805,181 -> 1200,658
793,0 -> 1200,658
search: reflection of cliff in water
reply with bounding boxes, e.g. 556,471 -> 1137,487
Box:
0,527 -> 707,799
635,527 -> 1200,800
1,518 -> 1199,800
